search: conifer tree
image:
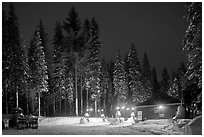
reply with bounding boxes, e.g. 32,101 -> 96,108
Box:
100,59 -> 109,110
63,7 -> 84,116
183,2 -> 202,105
52,21 -> 65,116
2,9 -> 9,114
106,60 -> 115,116
127,43 -> 145,104
141,53 -> 152,100
113,51 -> 128,106
86,18 -> 102,116
183,2 -> 202,89
168,63 -> 187,100
151,68 -> 160,97
5,4 -> 29,111
160,67 -> 170,93
29,26 -> 49,116
168,71 -> 181,99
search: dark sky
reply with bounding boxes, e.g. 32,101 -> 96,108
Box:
3,2 -> 188,79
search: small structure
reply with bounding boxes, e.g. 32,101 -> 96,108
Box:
136,93 -> 181,120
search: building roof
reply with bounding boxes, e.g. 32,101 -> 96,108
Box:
137,92 -> 180,106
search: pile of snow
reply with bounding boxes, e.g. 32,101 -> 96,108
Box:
39,117 -> 81,126
78,117 -> 110,127
125,117 -> 135,124
132,119 -> 183,135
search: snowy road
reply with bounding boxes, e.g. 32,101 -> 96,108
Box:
2,117 -> 183,135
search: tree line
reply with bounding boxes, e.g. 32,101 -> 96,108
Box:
2,3 -> 201,117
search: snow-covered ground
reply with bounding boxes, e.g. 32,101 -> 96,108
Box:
2,117 -> 185,135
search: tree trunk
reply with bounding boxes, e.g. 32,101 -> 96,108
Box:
64,98 -> 67,116
59,100 -> 61,116
16,86 -> 19,108
26,91 -> 29,115
69,102 -> 72,116
38,91 -> 41,117
80,76 -> 83,116
31,96 -> 34,115
44,99 -> 46,116
5,82 -> 8,114
75,65 -> 78,116
86,88 -> 88,109
95,99 -> 97,117
53,99 -> 55,116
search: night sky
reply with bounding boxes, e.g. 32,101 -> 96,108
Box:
3,2 -> 188,79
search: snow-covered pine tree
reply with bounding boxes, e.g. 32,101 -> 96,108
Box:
160,67 -> 170,93
38,20 -> 52,116
100,59 -> 109,111
141,53 -> 152,100
63,7 -> 83,116
183,2 -> 202,105
106,60 -> 115,116
2,9 -> 9,114
168,71 -> 180,100
32,26 -> 49,116
183,2 -> 202,89
4,4 -> 29,112
127,43 -> 146,104
52,21 -> 65,116
113,51 -> 128,106
168,63 -> 187,101
124,53 -> 130,104
86,17 -> 102,116
65,71 -> 74,115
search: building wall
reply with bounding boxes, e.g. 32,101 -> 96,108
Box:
136,105 -> 179,120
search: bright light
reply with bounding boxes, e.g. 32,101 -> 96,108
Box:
132,107 -> 134,110
158,105 -> 164,109
86,109 -> 89,111
90,108 -> 93,111
116,107 -> 120,110
127,108 -> 130,110
101,109 -> 104,112
121,106 -> 125,109
97,110 -> 100,112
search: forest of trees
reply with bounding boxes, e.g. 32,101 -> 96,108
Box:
2,3 -> 202,117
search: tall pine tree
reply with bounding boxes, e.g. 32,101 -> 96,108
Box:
127,43 -> 145,104
160,67 -> 170,93
141,53 -> 152,100
4,4 -> 29,112
151,67 -> 160,97
113,51 -> 128,106
29,26 -> 49,116
183,2 -> 202,89
183,2 -> 202,105
86,18 -> 102,116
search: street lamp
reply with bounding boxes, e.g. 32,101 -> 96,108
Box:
121,106 -> 125,110
158,105 -> 164,109
127,108 -> 130,110
132,107 -> 134,111
116,107 -> 120,110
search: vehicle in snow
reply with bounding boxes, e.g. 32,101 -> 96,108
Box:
2,107 -> 38,130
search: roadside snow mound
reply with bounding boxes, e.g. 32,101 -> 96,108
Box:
132,119 -> 184,135
39,117 -> 81,126
78,117 -> 110,126
126,117 -> 135,124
